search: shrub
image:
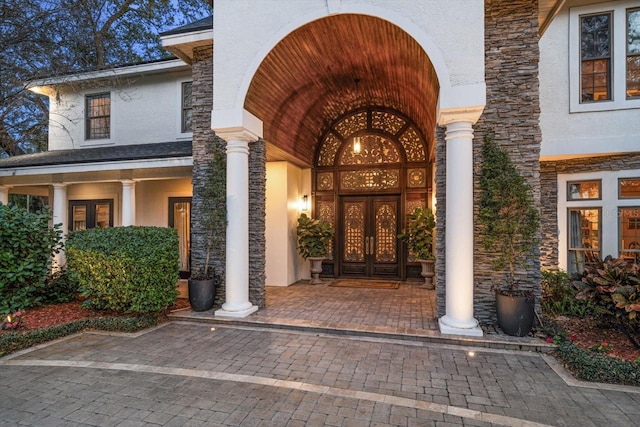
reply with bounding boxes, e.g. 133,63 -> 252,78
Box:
66,226 -> 179,313
541,269 -> 594,317
0,204 -> 63,315
38,267 -> 79,305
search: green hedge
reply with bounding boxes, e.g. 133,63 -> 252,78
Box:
66,226 -> 179,313
0,316 -> 158,357
0,204 -> 63,314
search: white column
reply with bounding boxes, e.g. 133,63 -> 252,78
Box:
121,180 -> 136,226
0,186 -> 11,205
52,184 -> 68,269
215,131 -> 258,317
438,120 -> 483,337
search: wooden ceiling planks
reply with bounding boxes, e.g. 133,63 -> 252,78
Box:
246,14 -> 438,167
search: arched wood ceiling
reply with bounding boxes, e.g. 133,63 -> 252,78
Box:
244,14 -> 439,167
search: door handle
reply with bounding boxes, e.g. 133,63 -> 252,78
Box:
365,236 -> 370,255
370,236 -> 374,256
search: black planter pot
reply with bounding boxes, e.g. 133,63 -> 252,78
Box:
495,291 -> 535,337
188,278 -> 215,312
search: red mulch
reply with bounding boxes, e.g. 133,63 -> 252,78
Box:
0,298 -> 191,336
554,316 -> 640,362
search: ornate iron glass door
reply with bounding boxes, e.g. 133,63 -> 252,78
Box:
340,195 -> 400,277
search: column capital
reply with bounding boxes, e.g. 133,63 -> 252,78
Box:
215,128 -> 260,144
437,106 -> 485,127
120,179 -> 137,186
52,183 -> 68,189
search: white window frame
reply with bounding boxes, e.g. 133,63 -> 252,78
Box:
176,79 -> 193,139
558,169 -> 640,272
569,1 -> 640,113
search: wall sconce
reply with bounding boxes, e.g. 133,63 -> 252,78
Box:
299,195 -> 310,212
353,136 -> 362,154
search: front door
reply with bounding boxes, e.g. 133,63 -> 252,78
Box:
340,195 -> 400,278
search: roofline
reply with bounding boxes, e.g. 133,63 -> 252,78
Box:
26,59 -> 191,89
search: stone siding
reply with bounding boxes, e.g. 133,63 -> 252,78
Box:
191,45 -> 228,308
249,139 -> 267,308
437,0 -> 543,323
540,153 -> 640,269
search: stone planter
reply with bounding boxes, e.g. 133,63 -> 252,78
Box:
418,259 -> 435,289
495,291 -> 535,337
188,278 -> 216,311
308,257 -> 325,285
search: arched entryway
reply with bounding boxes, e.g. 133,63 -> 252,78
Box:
313,107 -> 431,280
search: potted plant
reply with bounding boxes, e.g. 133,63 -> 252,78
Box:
189,150 -> 226,311
478,130 -> 540,336
399,207 -> 436,289
296,213 -> 334,284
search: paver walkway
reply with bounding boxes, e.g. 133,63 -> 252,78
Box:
1,322 -> 639,426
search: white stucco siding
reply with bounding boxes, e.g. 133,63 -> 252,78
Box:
265,162 -> 312,286
136,179 -> 192,227
48,70 -> 192,151
213,0 -> 485,127
539,3 -> 640,160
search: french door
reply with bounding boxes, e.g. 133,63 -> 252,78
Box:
69,200 -> 113,231
169,197 -> 191,278
340,195 -> 400,278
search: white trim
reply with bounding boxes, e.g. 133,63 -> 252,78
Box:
0,157 -> 193,178
569,1 -> 640,113
161,29 -> 213,49
557,169 -> 640,271
27,60 -> 190,88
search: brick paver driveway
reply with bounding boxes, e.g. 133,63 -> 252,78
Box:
1,322 -> 639,426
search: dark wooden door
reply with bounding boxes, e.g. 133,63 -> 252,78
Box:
340,195 -> 400,278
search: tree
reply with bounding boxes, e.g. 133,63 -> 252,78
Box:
0,0 -> 212,157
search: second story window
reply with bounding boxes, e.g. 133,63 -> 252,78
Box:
86,93 -> 110,139
580,12 -> 612,102
628,8 -> 640,99
182,82 -> 193,133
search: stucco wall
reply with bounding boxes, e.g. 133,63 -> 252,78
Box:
213,0 -> 485,122
48,69 -> 192,151
539,1 -> 640,159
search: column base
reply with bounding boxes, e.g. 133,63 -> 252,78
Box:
215,305 -> 258,318
439,316 -> 483,337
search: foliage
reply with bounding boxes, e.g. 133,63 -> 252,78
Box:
477,130 -> 540,294
66,226 -> 179,313
1,0 -> 212,157
540,316 -> 640,386
0,204 -> 63,315
296,214 -> 335,259
38,267 -> 79,305
0,315 -> 157,357
575,258 -> 640,333
398,207 -> 436,260
193,149 -> 227,280
1,311 -> 23,331
541,269 -> 595,317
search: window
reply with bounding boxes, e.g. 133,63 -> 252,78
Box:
580,13 -> 612,102
69,200 -> 113,231
570,2 -> 640,111
620,207 -> 640,263
85,93 -> 110,139
628,8 -> 640,98
620,178 -> 640,198
169,197 -> 191,277
567,180 -> 601,200
181,82 -> 192,133
568,208 -> 601,275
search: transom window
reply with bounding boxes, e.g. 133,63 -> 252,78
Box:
181,82 -> 193,133
85,93 -> 110,140
568,180 -> 601,200
620,178 -> 640,198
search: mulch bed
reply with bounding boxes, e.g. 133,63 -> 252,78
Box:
554,315 -> 640,362
0,298 -> 191,336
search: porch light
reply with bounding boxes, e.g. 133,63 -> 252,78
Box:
299,195 -> 310,212
353,136 -> 362,154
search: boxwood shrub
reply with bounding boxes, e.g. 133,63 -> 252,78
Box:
66,226 -> 179,313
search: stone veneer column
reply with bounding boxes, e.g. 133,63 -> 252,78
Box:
215,130 -> 259,317
52,184 -> 68,268
438,119 -> 483,337
0,186 -> 11,205
121,180 -> 136,226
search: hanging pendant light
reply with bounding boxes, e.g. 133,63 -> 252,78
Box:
353,136 -> 362,154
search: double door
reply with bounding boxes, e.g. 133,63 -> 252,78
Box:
340,195 -> 400,278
